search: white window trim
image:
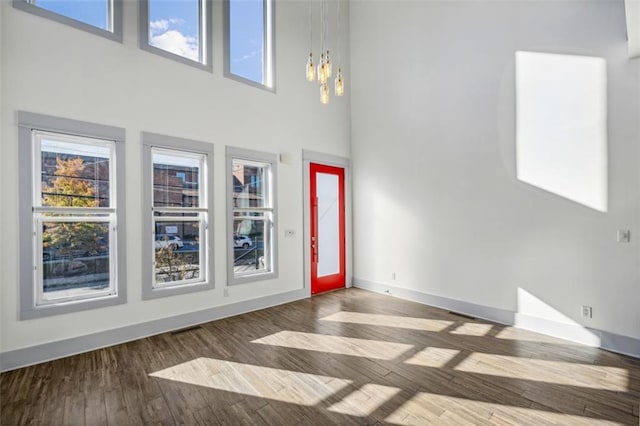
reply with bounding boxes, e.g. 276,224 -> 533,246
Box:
13,0 -> 123,43
139,0 -> 213,72
223,0 -> 276,91
226,146 -> 278,285
18,112 -> 127,320
141,132 -> 215,300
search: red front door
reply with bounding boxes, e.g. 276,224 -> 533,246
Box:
310,163 -> 345,295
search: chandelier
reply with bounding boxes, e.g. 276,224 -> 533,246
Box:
306,0 -> 344,104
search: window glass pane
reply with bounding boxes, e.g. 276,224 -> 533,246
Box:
153,150 -> 202,208
232,159 -> 268,208
233,217 -> 269,275
40,138 -> 111,208
42,220 -> 111,299
229,0 -> 264,84
154,220 -> 201,284
149,0 -> 201,62
33,0 -> 110,30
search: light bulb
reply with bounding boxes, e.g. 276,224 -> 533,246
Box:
325,50 -> 332,78
334,68 -> 344,96
306,53 -> 315,82
317,53 -> 327,83
318,64 -> 327,84
320,82 -> 329,104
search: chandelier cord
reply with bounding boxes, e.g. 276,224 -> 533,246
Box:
337,0 -> 341,66
308,0 -> 312,53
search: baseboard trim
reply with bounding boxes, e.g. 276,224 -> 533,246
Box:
514,313 -> 602,347
0,288 -> 308,372
353,278 -> 640,359
353,278 -> 515,325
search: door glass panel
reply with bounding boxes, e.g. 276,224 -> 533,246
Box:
316,173 -> 339,277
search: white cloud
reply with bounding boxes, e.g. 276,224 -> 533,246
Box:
233,50 -> 261,63
149,19 -> 169,34
150,30 -> 199,61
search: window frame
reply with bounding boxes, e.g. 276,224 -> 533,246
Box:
226,147 -> 278,285
142,132 -> 214,299
13,0 -> 123,43
223,0 -> 276,91
18,111 -> 127,320
139,0 -> 213,72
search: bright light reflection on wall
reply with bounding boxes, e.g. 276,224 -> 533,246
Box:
385,392 -> 602,424
450,323 -> 494,336
515,288 -> 601,347
149,358 -> 352,406
328,384 -> 401,416
252,330 -> 413,360
454,353 -> 628,391
516,51 -> 607,212
404,347 -> 461,368
321,311 -> 454,332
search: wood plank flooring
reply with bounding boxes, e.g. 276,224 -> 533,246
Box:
1,288 -> 639,425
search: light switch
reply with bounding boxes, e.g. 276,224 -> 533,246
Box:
617,230 -> 631,243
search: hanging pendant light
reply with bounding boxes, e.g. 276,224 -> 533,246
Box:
320,82 -> 330,104
334,67 -> 344,96
305,0 -> 315,82
306,52 -> 315,82
317,53 -> 328,84
306,0 -> 345,104
333,0 -> 345,97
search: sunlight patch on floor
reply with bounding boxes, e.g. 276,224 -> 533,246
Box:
321,311 -> 454,332
328,384 -> 401,416
404,347 -> 461,368
449,322 -> 494,336
454,353 -> 628,391
149,358 -> 352,406
493,326 -> 583,344
252,330 -> 413,360
385,392 -> 623,425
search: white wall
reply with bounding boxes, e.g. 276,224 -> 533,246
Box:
350,0 -> 640,339
0,0 -> 4,358
626,0 -> 640,58
0,0 -> 350,353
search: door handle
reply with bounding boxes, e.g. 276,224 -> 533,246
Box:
312,197 -> 319,263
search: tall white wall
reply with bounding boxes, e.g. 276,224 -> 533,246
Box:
0,0 -> 4,358
350,1 -> 640,339
0,1 -> 350,353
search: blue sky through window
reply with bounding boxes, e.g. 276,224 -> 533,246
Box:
229,0 -> 265,84
34,0 -> 109,30
148,0 -> 201,62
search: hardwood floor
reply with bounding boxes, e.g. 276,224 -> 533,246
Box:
1,288 -> 639,425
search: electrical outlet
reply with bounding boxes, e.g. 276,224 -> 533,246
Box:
224,288 -> 229,297
581,305 -> 592,318
391,272 -> 396,280
617,230 -> 631,243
